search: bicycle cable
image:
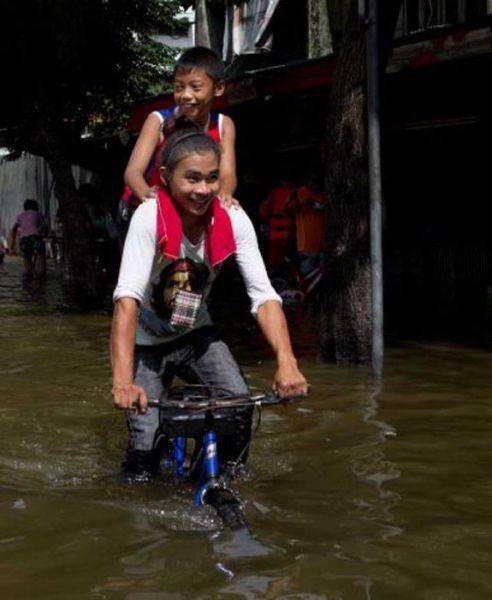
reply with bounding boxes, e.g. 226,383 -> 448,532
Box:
223,397 -> 264,476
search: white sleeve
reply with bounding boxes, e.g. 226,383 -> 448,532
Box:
113,201 -> 157,304
150,110 -> 165,124
230,208 -> 282,316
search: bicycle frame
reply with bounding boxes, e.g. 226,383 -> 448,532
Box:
149,389 -> 301,530
161,412 -> 226,507
194,429 -> 220,506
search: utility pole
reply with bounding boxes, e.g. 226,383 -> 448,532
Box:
361,0 -> 384,377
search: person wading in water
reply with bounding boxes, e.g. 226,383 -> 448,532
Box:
111,122 -> 309,480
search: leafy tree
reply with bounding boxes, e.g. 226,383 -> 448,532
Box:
0,0 -> 185,302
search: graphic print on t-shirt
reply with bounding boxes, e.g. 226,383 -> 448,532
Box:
139,258 -> 211,337
152,258 -> 210,319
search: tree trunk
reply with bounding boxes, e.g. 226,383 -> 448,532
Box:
39,116 -> 99,304
320,0 -> 370,364
320,0 -> 403,364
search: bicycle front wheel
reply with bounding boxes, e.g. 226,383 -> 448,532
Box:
204,487 -> 248,531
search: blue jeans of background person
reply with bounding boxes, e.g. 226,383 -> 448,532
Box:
124,326 -> 251,478
19,234 -> 45,260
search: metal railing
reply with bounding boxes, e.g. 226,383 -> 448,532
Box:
395,0 -> 489,38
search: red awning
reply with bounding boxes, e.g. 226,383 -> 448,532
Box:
127,23 -> 488,133
127,55 -> 336,133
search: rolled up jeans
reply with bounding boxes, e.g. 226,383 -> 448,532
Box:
125,327 -> 251,473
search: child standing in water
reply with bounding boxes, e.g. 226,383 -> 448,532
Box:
11,199 -> 46,280
121,46 -> 238,226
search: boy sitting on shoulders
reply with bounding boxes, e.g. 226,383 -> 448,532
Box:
122,47 -> 238,220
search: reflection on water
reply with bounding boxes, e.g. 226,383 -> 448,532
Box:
1,256 -> 492,599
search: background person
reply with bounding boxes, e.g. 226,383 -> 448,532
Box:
259,177 -> 294,273
10,199 -> 46,280
286,173 -> 326,276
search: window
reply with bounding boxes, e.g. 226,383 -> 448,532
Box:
271,0 -> 308,61
397,0 -> 488,37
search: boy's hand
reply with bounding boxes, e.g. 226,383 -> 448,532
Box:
273,358 -> 309,398
141,186 -> 159,202
112,383 -> 148,414
219,194 -> 240,209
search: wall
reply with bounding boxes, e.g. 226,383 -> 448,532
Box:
0,153 -> 94,240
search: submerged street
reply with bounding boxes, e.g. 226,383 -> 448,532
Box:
1,257 -> 492,599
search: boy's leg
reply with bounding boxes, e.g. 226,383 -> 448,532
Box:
19,236 -> 33,279
23,258 -> 33,279
33,236 -> 46,278
183,331 -> 253,469
124,345 -> 174,480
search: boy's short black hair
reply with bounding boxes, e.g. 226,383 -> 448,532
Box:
24,199 -> 39,211
174,46 -> 225,83
162,117 -> 221,174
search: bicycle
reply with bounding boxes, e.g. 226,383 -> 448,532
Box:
145,386 -> 301,532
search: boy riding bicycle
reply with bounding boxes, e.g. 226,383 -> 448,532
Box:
111,122 -> 308,480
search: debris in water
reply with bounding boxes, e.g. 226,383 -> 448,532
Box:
216,562 -> 235,579
252,501 -> 270,515
213,528 -> 272,558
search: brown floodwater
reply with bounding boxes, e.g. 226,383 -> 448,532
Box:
1,256 -> 492,599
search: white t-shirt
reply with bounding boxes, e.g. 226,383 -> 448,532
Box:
113,199 -> 281,345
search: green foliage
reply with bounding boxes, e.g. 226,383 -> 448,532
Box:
0,0 -> 186,150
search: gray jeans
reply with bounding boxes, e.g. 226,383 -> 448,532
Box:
127,327 -> 251,459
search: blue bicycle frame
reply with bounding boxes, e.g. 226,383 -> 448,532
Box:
150,389 -> 299,530
166,429 -> 221,507
194,430 -> 220,506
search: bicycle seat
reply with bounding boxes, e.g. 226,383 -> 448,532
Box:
155,385 -> 253,437
158,406 -> 239,437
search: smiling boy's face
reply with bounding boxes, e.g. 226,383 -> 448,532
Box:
162,150 -> 220,220
173,68 -> 224,123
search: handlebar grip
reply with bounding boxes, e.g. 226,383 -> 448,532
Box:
258,393 -> 304,406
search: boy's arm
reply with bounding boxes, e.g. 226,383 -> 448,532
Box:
124,112 -> 162,202
232,209 -> 308,397
218,115 -> 238,206
111,202 -> 156,413
111,297 -> 148,413
256,301 -> 308,397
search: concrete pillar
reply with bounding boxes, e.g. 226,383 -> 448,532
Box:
308,0 -> 333,58
194,0 -> 211,48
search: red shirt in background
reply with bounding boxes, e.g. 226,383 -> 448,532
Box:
287,186 -> 326,253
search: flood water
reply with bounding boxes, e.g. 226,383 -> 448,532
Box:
1,256 -> 492,599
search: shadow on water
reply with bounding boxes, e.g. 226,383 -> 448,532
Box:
1,256 -> 492,599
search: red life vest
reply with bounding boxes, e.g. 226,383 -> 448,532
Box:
260,185 -> 294,241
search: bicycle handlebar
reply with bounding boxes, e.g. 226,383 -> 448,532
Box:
145,392 -> 302,412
